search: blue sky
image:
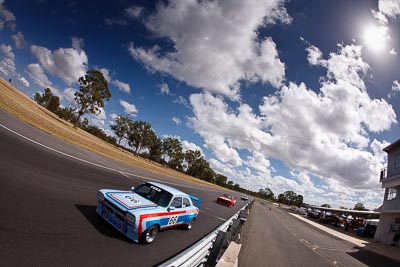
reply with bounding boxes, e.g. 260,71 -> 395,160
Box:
1,0 -> 400,209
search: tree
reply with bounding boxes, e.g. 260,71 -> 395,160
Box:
147,134 -> 162,162
73,69 -> 110,127
283,191 -> 297,205
258,189 -> 266,198
277,191 -> 301,206
265,188 -> 275,200
321,204 -> 331,208
295,194 -> 304,207
354,202 -> 367,211
215,174 -> 227,186
34,87 -> 60,113
233,183 -> 241,191
200,163 -> 216,183
55,106 -> 78,123
184,150 -> 204,177
278,193 -> 285,203
162,137 -> 183,169
110,115 -> 132,146
46,95 -> 60,113
128,120 -> 155,155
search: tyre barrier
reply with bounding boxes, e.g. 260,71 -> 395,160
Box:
159,199 -> 255,267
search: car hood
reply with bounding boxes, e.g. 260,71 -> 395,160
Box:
103,190 -> 159,211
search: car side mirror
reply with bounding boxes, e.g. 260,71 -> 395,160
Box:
168,206 -> 176,211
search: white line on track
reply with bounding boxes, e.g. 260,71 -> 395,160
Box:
119,171 -> 130,178
199,210 -> 226,221
0,122 -> 218,192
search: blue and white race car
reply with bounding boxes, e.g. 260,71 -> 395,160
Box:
96,181 -> 201,244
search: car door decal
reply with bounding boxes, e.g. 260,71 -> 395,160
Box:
168,215 -> 179,225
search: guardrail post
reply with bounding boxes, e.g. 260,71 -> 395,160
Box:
205,230 -> 227,267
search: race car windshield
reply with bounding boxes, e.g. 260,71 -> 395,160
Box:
134,183 -> 172,207
224,194 -> 233,199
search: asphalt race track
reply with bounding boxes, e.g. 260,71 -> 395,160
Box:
0,109 -> 247,266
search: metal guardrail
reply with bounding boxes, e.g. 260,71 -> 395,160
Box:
159,200 -> 253,267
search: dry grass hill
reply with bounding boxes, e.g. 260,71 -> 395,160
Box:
0,78 -> 216,187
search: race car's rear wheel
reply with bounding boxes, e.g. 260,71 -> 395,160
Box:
185,218 -> 194,230
141,225 -> 159,244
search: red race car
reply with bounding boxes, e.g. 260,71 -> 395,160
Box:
216,194 -> 236,207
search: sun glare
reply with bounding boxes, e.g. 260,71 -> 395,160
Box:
362,24 -> 389,53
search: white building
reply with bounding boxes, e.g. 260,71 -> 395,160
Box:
374,139 -> 400,245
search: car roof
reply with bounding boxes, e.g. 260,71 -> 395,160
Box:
147,181 -> 188,196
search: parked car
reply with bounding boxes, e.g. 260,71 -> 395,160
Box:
96,181 -> 201,244
298,207 -> 307,215
216,193 -> 236,207
241,195 -> 249,201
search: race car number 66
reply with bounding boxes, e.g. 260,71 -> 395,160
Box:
124,195 -> 140,203
168,215 -> 179,225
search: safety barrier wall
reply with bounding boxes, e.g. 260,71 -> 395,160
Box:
159,199 -> 254,267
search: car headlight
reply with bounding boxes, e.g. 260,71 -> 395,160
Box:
98,192 -> 105,202
126,213 -> 135,225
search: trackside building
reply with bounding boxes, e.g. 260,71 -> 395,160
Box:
374,138 -> 400,245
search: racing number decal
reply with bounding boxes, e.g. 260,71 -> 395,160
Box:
124,195 -> 140,203
168,215 -> 179,225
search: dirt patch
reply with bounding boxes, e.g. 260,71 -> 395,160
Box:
0,78 -> 218,188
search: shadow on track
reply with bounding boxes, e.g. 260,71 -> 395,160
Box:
347,247 -> 400,267
75,204 -> 135,244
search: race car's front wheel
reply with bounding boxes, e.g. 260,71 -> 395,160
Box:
141,225 -> 159,244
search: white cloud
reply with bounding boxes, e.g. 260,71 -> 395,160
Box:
189,92 -> 247,167
126,5 -> 143,18
172,117 -> 181,125
87,107 -> 107,129
259,45 -> 395,186
106,18 -> 126,27
371,1 -> 400,28
113,79 -> 131,93
110,113 -> 118,120
25,63 -> 52,88
0,44 -> 15,76
71,37 -> 84,53
159,82 -> 170,95
245,151 -> 272,176
174,95 -> 190,108
100,68 -> 111,82
181,140 -> 204,155
377,0 -> 400,20
187,43 -> 396,205
0,0 -> 16,30
100,68 -> 130,93
119,99 -> 138,115
11,31 -> 27,49
306,45 -> 325,66
91,118 -> 105,128
392,80 -> 400,91
61,87 -> 76,103
96,107 -> 107,120
17,74 -> 29,88
128,0 -> 291,99
30,41 -> 88,85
